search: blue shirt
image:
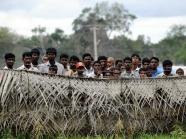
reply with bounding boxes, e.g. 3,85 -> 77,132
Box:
151,67 -> 163,78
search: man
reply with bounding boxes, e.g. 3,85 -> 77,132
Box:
112,67 -> 121,79
120,57 -> 139,78
142,58 -> 150,70
149,57 -> 162,77
142,57 -> 151,77
82,53 -> 94,78
107,57 -> 115,70
39,48 -> 64,75
98,56 -> 107,72
3,53 -> 15,69
66,55 -> 80,76
115,59 -> 123,70
59,53 -> 69,75
31,48 -> 40,68
17,52 -> 38,72
73,62 -> 85,78
157,60 -> 174,78
131,54 -> 141,71
92,61 -> 103,78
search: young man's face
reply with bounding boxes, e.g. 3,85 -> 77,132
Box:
142,62 -> 150,69
132,56 -> 140,65
83,56 -> 92,67
124,60 -> 132,70
139,71 -> 147,78
60,57 -> 68,67
6,58 -> 15,68
163,65 -> 172,75
150,59 -> 159,70
32,53 -> 40,62
23,56 -> 32,67
93,63 -> 101,72
47,53 -> 56,61
99,59 -> 107,69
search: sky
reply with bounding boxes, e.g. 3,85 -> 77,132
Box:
0,0 -> 186,43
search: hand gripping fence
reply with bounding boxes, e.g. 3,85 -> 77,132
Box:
0,69 -> 185,135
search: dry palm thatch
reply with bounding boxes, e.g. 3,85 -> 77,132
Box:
0,69 -> 185,136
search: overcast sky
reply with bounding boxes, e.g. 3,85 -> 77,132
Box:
0,0 -> 186,43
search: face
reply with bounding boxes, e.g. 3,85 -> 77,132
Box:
93,63 -> 101,72
47,53 -> 56,61
83,56 -> 92,66
143,62 -> 150,69
132,56 -> 140,65
107,60 -> 114,67
6,58 -> 15,68
124,60 -> 132,70
49,69 -> 57,75
176,69 -> 184,76
150,59 -> 159,70
139,71 -> 147,78
60,57 -> 68,66
42,56 -> 48,63
69,60 -> 78,70
23,56 -> 32,67
99,59 -> 107,69
163,65 -> 172,74
32,53 -> 39,62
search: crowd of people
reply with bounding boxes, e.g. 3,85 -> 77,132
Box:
2,47 -> 185,79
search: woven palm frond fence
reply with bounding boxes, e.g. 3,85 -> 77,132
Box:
0,69 -> 185,135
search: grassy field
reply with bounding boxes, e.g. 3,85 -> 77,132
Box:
0,123 -> 185,139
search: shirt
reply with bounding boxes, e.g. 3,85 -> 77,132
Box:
120,70 -> 140,78
151,67 -> 163,78
38,61 -> 64,75
83,67 -> 94,78
17,65 -> 39,72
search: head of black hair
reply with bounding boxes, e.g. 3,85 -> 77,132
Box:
123,57 -> 132,63
142,57 -> 150,65
115,59 -> 122,65
60,53 -> 69,59
4,53 -> 15,60
98,56 -> 107,61
139,68 -> 148,73
150,57 -> 159,62
69,55 -> 80,62
163,60 -> 173,67
93,60 -> 101,66
31,48 -> 40,55
82,53 -> 92,60
131,53 -> 140,58
46,48 -> 57,55
22,52 -> 32,59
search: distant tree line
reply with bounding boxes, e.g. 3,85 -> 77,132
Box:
0,2 -> 186,67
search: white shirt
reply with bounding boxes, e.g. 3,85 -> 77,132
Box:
38,61 -> 64,75
3,66 -> 9,69
17,65 -> 39,72
83,67 -> 94,78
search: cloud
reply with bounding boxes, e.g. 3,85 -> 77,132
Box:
129,16 -> 186,43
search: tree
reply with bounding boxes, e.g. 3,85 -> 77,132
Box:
167,24 -> 186,38
72,1 -> 136,56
